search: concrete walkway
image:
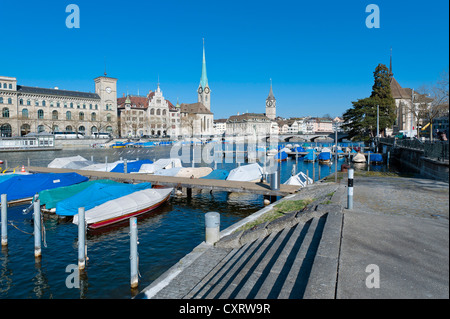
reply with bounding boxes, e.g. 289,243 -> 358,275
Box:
136,173 -> 449,299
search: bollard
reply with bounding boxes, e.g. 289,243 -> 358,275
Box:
269,170 -> 280,191
347,169 -> 354,210
205,212 -> 220,245
78,207 -> 86,270
1,194 -> 7,247
130,217 -> 139,289
34,199 -> 41,258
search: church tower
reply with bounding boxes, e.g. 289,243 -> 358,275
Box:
197,39 -> 211,110
265,79 -> 276,120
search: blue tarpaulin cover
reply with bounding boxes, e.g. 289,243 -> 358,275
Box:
55,182 -> 152,216
110,159 -> 153,173
200,169 -> 229,180
0,173 -> 88,203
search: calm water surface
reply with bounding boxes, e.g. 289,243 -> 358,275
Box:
0,143 -> 385,299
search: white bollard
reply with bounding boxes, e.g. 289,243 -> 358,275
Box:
205,212 -> 220,245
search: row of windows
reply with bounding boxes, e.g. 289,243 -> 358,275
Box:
0,96 -> 103,110
0,83 -> 13,90
2,107 -> 112,122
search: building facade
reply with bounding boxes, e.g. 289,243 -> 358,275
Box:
0,75 -> 118,137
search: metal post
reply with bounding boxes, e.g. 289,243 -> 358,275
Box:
34,199 -> 41,258
335,130 -> 338,183
205,212 -> 220,245
78,207 -> 86,270
347,169 -> 354,210
130,217 -> 139,289
1,194 -> 7,247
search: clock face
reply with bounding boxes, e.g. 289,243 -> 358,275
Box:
198,87 -> 203,94
106,87 -> 112,94
204,87 -> 210,94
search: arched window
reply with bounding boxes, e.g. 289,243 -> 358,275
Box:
66,111 -> 72,120
79,112 -> 84,120
20,124 -> 30,136
22,108 -> 29,119
2,107 -> 9,118
37,109 -> 44,119
52,110 -> 58,120
91,112 -> 96,121
1,123 -> 12,137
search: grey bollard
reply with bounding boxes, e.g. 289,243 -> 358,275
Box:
347,169 -> 354,210
34,199 -> 41,258
205,212 -> 220,245
1,194 -> 7,247
269,170 -> 280,190
78,207 -> 86,270
130,217 -> 139,289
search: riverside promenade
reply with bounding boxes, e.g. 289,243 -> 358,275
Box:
136,172 -> 449,299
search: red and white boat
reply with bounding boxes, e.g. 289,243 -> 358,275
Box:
73,187 -> 172,229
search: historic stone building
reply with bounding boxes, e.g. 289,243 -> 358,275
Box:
117,84 -> 181,138
0,75 -> 118,137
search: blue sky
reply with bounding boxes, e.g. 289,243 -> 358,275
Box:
0,0 -> 448,119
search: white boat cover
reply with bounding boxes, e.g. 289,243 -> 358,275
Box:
73,188 -> 173,226
48,156 -> 89,168
175,167 -> 213,178
352,153 -> 366,163
81,160 -> 124,172
227,163 -> 264,182
284,171 -> 313,187
137,158 -> 182,174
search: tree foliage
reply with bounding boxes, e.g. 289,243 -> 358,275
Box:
343,64 -> 396,141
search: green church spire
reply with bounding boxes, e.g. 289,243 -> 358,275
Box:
200,38 -> 208,89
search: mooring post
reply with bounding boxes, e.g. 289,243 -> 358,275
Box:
130,217 -> 139,289
205,212 -> 220,245
78,207 -> 86,270
34,199 -> 41,258
1,194 -> 7,247
347,169 -> 354,210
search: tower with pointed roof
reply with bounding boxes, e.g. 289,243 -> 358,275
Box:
265,79 -> 276,120
197,39 -> 211,111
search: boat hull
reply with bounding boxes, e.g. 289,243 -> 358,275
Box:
88,191 -> 171,229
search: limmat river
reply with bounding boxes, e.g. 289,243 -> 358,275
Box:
0,142 -> 384,299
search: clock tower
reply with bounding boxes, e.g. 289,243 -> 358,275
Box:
265,79 -> 276,120
198,39 -> 211,110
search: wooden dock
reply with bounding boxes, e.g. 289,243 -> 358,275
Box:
27,166 -> 299,197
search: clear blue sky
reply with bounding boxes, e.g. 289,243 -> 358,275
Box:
0,0 -> 448,119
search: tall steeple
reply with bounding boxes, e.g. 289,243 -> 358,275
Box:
200,38 -> 208,89
198,38 -> 211,110
265,78 -> 276,120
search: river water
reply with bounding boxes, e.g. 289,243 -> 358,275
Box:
0,142 -> 385,299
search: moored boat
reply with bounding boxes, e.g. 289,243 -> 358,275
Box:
73,187 -> 173,229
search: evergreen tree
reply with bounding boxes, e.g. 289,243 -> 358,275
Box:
343,64 -> 396,141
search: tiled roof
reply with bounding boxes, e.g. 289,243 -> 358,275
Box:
180,102 -> 213,114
